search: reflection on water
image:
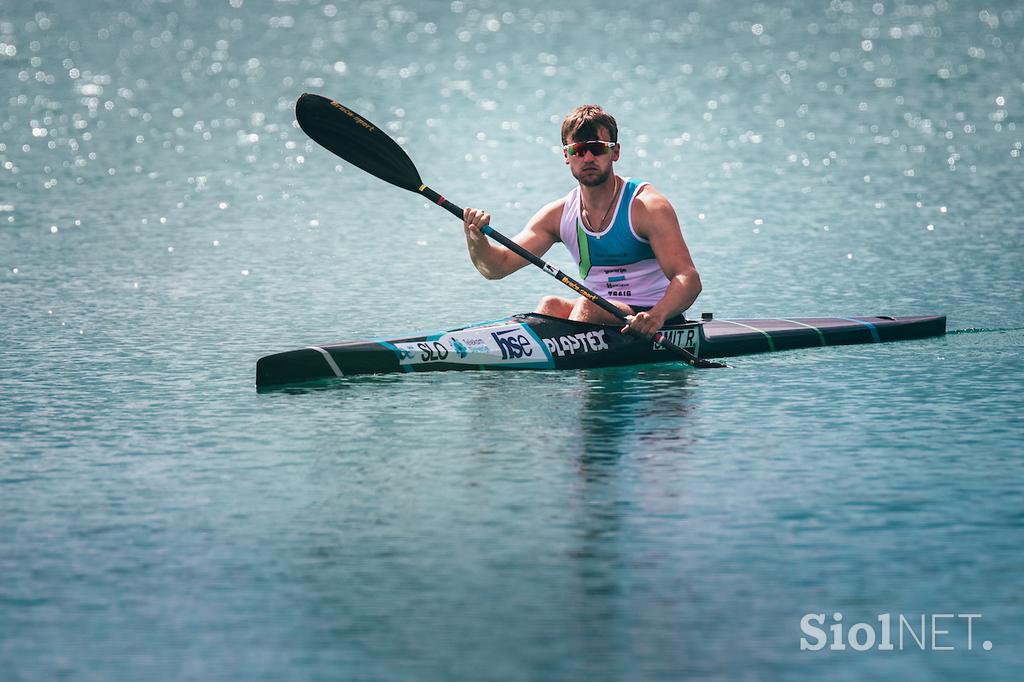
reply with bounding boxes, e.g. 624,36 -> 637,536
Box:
576,365 -> 696,464
566,365 -> 698,678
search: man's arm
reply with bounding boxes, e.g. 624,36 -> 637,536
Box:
462,199 -> 564,280
626,187 -> 703,336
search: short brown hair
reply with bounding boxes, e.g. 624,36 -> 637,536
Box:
561,105 -> 618,144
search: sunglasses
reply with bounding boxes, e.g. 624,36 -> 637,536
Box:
563,140 -> 618,157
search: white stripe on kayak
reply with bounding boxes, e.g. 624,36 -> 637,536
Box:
717,320 -> 775,352
308,346 -> 343,378
776,318 -> 826,346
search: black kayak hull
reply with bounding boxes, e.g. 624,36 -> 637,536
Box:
255,313 -> 946,388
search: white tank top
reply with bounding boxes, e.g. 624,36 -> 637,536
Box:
558,178 -> 669,307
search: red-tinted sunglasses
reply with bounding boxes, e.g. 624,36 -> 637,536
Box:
563,140 -> 618,157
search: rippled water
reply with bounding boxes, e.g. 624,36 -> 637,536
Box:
2,1 -> 1022,680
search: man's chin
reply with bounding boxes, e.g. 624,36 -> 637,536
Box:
576,170 -> 611,187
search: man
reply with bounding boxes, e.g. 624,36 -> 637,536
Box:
462,104 -> 702,339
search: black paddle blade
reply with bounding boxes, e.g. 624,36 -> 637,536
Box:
296,93 -> 423,193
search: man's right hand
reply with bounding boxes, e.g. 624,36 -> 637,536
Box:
463,207 -> 491,239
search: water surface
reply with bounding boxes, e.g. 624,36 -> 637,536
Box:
2,1 -> 1022,679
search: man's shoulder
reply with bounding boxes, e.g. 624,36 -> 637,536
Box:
631,183 -> 675,216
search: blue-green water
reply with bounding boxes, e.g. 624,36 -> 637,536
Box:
2,0 -> 1022,679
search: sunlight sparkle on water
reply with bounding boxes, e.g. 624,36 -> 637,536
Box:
1,1 -> 1021,679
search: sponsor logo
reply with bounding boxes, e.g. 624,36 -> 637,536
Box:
393,341 -> 449,363
491,328 -> 534,360
543,329 -> 609,357
605,269 -> 628,290
654,327 -> 699,353
330,101 -> 376,132
394,324 -> 545,367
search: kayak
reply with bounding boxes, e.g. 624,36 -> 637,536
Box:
255,312 -> 946,388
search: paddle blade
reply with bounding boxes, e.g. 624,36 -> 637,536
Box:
296,93 -> 423,193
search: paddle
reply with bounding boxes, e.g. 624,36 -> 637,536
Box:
295,93 -> 725,369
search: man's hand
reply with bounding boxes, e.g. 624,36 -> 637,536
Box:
463,207 -> 491,240
622,310 -> 666,339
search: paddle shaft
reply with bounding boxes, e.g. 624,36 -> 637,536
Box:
417,184 -> 719,368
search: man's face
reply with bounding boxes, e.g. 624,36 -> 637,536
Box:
564,125 -> 620,187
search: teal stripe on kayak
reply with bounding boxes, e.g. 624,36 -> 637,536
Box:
838,317 -> 881,343
377,341 -> 415,372
776,319 -> 826,346
519,320 -> 556,368
718,320 -> 775,352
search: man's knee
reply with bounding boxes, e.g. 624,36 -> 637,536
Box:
537,296 -> 574,317
569,297 -> 632,323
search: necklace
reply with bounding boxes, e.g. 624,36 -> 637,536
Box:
580,176 -> 619,235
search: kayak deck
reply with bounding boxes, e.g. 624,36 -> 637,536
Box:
701,315 -> 946,356
255,313 -> 946,388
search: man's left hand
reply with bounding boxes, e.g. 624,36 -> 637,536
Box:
622,311 -> 666,339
